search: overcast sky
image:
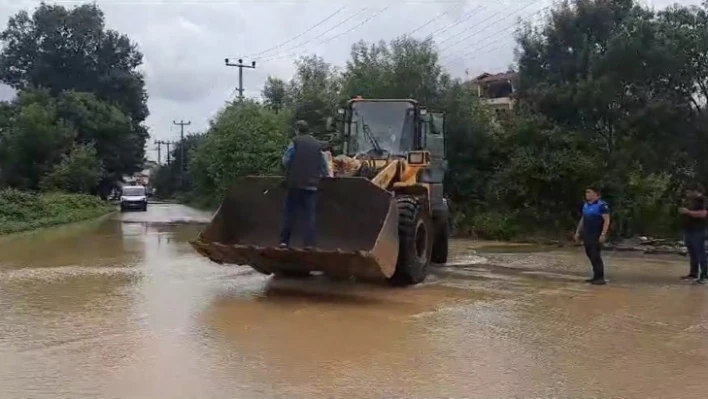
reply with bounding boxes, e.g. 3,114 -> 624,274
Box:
0,0 -> 700,162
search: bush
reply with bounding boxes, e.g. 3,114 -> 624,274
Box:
0,188 -> 113,235
608,172 -> 678,238
452,206 -> 521,241
189,101 -> 292,200
0,188 -> 43,222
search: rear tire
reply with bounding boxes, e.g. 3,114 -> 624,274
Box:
431,218 -> 449,264
388,196 -> 432,286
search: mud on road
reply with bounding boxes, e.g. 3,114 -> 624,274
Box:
1,204 -> 707,399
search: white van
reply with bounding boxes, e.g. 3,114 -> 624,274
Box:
120,185 -> 148,212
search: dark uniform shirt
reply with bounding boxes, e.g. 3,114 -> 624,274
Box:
582,199 -> 610,238
681,196 -> 706,231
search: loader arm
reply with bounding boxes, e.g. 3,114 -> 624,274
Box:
370,159 -> 400,189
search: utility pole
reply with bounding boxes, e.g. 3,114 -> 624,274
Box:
154,140 -> 165,165
225,58 -> 256,102
165,141 -> 173,165
173,120 -> 191,186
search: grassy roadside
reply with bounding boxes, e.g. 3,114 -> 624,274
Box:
0,188 -> 115,235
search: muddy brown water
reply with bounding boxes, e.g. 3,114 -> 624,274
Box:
1,204 -> 707,399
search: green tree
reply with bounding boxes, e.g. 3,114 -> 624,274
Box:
275,55 -> 341,139
189,101 -> 291,199
0,90 -> 75,190
508,0 -> 708,236
0,2 -> 149,193
341,36 -> 446,104
440,81 -> 501,206
0,2 -> 148,122
516,0 -> 696,165
655,3 -> 708,178
261,76 -> 291,114
39,142 -> 103,193
54,91 -> 141,182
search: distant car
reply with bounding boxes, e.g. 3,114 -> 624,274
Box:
120,185 -> 148,212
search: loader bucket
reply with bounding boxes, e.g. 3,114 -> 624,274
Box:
189,176 -> 400,281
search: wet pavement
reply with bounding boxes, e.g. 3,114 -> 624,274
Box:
1,204 -> 707,399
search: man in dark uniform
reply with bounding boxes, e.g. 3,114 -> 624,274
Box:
679,183 -> 708,284
279,120 -> 331,249
574,186 -> 611,285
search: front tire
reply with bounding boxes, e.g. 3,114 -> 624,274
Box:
388,196 -> 432,286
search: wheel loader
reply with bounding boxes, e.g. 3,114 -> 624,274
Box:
189,97 -> 450,286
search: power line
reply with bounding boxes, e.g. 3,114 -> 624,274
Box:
435,7 -> 499,46
442,7 -> 549,65
407,9 -> 451,36
437,1 -> 543,55
260,6 -> 391,62
423,5 -> 487,41
447,6 -> 644,69
257,7 -> 370,61
243,4 -> 349,59
446,36 -> 518,68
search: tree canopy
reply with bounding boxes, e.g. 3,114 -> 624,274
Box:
5,0 -> 708,239
188,101 -> 292,202
0,2 -> 149,196
190,0 -> 708,239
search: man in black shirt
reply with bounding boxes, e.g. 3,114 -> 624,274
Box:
679,183 -> 708,284
279,120 -> 330,249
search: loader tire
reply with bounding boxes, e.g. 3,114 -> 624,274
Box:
431,219 -> 449,264
388,196 -> 432,286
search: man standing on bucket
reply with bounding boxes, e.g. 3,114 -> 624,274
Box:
574,186 -> 611,285
279,120 -> 331,250
679,183 -> 708,284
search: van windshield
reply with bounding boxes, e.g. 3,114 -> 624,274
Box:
123,186 -> 146,196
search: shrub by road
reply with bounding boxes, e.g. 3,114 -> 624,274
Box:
0,189 -> 114,235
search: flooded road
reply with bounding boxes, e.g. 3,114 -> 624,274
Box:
1,204 -> 707,399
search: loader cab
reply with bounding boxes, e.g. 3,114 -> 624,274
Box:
340,98 -> 421,158
337,98 -> 446,161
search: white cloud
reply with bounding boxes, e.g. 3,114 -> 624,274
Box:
0,0 -> 703,161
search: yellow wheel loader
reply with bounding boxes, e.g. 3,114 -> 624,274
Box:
190,97 -> 450,286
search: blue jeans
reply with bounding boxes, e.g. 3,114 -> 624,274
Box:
684,229 -> 707,278
279,188 -> 317,247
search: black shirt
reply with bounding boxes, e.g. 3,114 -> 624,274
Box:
682,196 -> 706,231
284,134 -> 326,190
